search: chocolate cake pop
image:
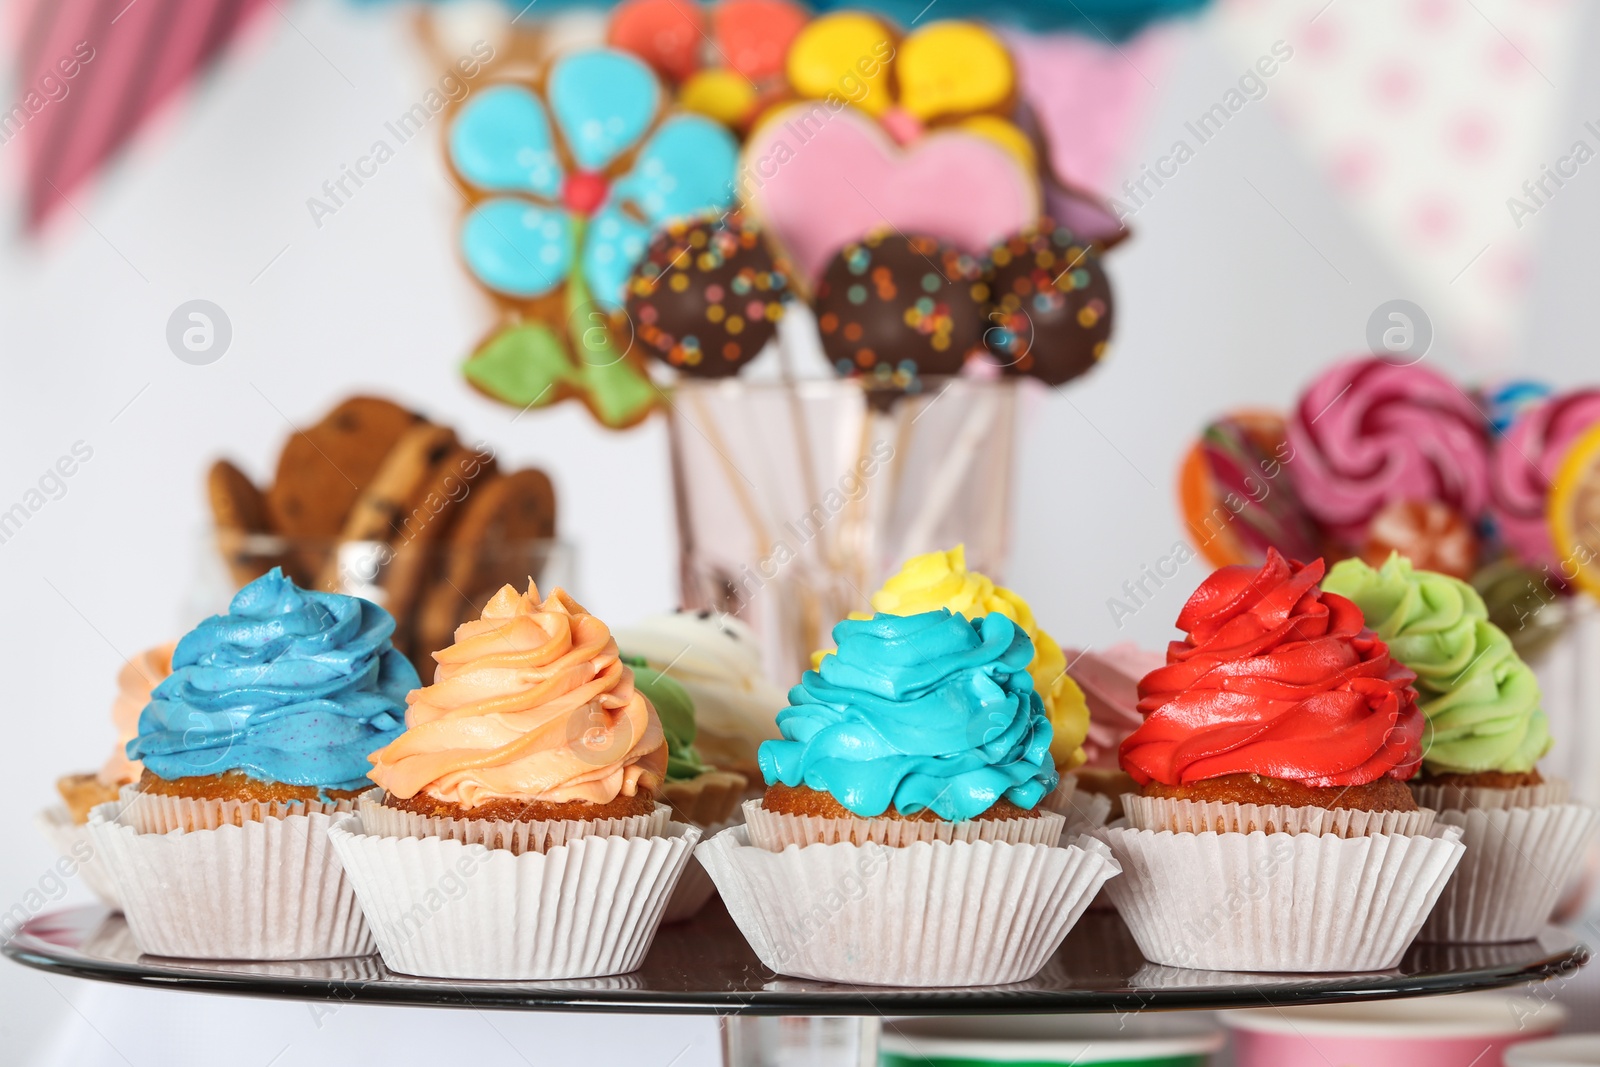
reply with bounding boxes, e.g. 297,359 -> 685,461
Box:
624,213 -> 790,378
984,220 -> 1114,386
813,232 -> 989,391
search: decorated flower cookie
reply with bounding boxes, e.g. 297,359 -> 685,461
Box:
448,48 -> 740,428
608,0 -> 808,129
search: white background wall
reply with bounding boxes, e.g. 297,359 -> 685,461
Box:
4,2 -> 1600,1063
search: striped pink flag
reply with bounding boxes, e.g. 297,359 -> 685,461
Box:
7,0 -> 273,228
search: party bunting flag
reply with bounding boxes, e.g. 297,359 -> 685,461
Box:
1217,0 -> 1583,363
6,0 -> 274,229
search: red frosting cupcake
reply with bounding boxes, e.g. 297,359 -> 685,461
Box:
1121,549 -> 1424,816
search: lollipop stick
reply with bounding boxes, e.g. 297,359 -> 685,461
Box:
902,388 -> 1002,554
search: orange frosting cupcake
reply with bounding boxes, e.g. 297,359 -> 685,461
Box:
368,583 -> 668,816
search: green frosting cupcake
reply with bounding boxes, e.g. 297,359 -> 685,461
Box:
1324,553 -> 1551,776
625,656 -> 713,782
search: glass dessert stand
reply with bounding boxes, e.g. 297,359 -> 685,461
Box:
6,902 -> 1587,1066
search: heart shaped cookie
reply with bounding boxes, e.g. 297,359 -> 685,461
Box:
739,104 -> 1038,286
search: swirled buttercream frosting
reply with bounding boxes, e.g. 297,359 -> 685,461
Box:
1324,553 -> 1551,775
759,609 -> 1058,821
129,569 -> 415,792
1120,550 -> 1423,789
868,545 -> 1090,771
368,584 -> 667,808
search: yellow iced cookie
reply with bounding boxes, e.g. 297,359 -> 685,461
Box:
681,68 -> 759,127
897,21 -> 1013,122
958,114 -> 1036,174
786,12 -> 896,117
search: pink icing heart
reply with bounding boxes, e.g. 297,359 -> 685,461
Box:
739,105 -> 1039,285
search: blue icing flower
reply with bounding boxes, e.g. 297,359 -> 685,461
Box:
129,568 -> 418,794
758,610 -> 1058,821
449,48 -> 739,307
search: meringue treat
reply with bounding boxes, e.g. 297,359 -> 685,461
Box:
614,610 -> 787,781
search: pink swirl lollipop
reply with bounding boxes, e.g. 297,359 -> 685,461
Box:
1286,357 -> 1490,547
1490,389 -> 1600,568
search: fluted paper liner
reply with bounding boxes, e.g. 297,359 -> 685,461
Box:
1123,795 -> 1437,838
1098,824 -> 1465,972
35,805 -> 121,909
1418,803 -> 1599,943
114,783 -> 354,834
355,791 -> 670,854
1412,778 -> 1571,813
661,853 -> 717,923
329,813 -> 700,980
661,771 -> 748,827
741,798 -> 1065,850
87,800 -> 372,960
1038,774 -> 1078,812
698,825 -> 1120,986
661,814 -> 737,923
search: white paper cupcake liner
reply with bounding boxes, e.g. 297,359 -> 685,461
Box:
661,853 -> 717,924
698,825 -> 1120,986
1418,803 -> 1599,943
114,783 -> 354,834
1412,778 -> 1571,812
741,798 -> 1065,850
1037,774 -> 1078,813
661,771 -> 748,827
87,800 -> 372,960
354,792 -> 670,854
35,805 -> 122,909
1122,795 -> 1437,839
1098,824 -> 1465,972
328,813 -> 700,980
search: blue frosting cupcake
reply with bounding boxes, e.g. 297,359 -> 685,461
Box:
757,609 -> 1059,827
128,568 -> 417,805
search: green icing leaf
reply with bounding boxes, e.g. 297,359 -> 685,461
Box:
462,322 -> 576,408
565,246 -> 660,429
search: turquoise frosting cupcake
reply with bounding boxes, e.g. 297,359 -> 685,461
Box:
758,609 -> 1058,822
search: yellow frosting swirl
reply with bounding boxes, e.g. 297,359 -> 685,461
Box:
368,584 -> 666,808
866,546 -> 1089,771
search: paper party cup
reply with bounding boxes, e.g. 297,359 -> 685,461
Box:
1507,1036 -> 1600,1066
697,825 -> 1119,987
1418,802 -> 1599,942
328,812 -> 700,980
87,799 -> 372,960
1099,823 -> 1465,972
35,805 -> 121,909
1222,991 -> 1563,1067
880,1014 -> 1223,1067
